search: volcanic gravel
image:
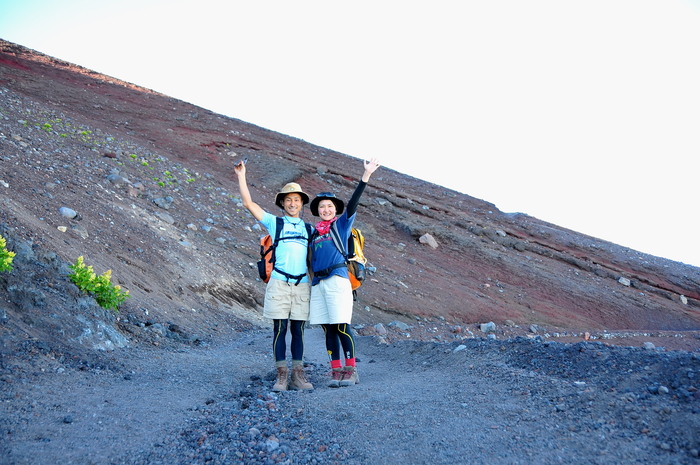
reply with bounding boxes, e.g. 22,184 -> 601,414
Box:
3,327 -> 699,465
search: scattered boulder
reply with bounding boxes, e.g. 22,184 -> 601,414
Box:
153,196 -> 174,209
59,206 -> 78,219
480,321 -> 496,333
419,233 -> 438,249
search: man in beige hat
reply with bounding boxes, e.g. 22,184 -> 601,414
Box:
234,160 -> 314,391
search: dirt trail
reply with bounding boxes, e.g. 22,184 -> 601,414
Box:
1,328 -> 269,464
3,326 -> 699,465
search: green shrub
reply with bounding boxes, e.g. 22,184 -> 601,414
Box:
0,235 -> 15,273
68,256 -> 129,311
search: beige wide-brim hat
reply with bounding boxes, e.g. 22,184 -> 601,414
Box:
275,182 -> 310,208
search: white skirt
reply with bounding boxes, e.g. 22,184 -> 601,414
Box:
309,275 -> 354,325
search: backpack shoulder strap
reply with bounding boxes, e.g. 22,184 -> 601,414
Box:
304,223 -> 313,243
269,216 -> 285,264
306,228 -> 317,275
272,217 -> 284,245
328,221 -> 349,262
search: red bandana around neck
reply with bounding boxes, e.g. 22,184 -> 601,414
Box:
315,217 -> 337,236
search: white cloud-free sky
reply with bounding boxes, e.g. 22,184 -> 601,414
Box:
1,0 -> 699,267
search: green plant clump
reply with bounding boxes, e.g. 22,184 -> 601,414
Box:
68,256 -> 129,311
0,235 -> 16,273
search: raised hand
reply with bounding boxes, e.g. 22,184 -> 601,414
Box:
362,158 -> 381,181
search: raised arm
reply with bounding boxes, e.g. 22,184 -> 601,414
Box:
234,161 -> 265,221
346,158 -> 381,217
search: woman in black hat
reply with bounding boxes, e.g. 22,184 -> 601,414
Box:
309,158 -> 380,388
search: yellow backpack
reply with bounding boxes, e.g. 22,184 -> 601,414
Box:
329,225 -> 367,291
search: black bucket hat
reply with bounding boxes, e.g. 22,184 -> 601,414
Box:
310,192 -> 345,216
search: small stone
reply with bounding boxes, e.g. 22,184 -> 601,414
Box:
265,436 -> 280,452
419,233 -> 439,249
155,212 -> 175,224
480,322 -> 496,333
389,320 -> 410,331
106,173 -> 128,185
59,207 -> 77,219
153,196 -> 174,209
70,224 -> 89,239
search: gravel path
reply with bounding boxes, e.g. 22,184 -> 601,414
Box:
3,326 -> 699,465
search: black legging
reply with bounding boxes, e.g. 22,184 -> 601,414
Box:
273,319 -> 305,363
322,323 -> 355,362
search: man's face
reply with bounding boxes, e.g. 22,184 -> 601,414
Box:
283,193 -> 304,218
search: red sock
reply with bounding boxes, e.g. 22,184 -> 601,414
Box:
330,359 -> 342,369
345,357 -> 356,367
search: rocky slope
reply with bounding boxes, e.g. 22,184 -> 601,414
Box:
1,39 -> 698,353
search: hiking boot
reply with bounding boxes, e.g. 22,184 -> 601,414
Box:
339,366 -> 359,387
289,366 -> 314,390
328,367 -> 344,388
272,366 -> 288,391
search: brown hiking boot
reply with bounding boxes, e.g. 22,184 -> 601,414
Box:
272,366 -> 288,391
328,367 -> 344,388
339,366 -> 359,387
289,365 -> 314,390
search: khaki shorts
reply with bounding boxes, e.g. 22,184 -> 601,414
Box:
263,278 -> 310,320
309,275 -> 354,325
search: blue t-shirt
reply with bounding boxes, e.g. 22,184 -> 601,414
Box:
310,210 -> 356,285
260,212 -> 311,283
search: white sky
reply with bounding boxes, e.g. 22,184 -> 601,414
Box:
1,0 -> 699,267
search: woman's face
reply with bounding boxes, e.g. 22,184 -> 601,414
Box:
318,199 -> 336,221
